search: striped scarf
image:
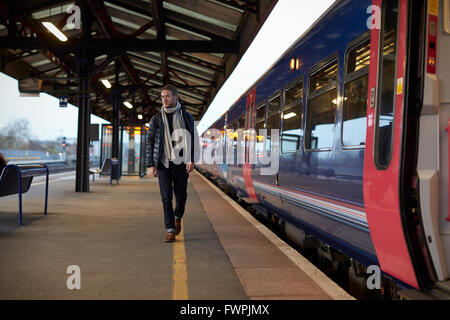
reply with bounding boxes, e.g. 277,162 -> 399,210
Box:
160,101 -> 188,168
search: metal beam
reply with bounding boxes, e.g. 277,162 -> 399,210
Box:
119,84 -> 213,91
6,1 -> 16,37
4,49 -> 40,62
211,0 -> 257,13
150,0 -> 169,85
171,52 -> 224,73
102,0 -> 151,18
164,9 -> 234,40
0,37 -> 238,53
127,51 -> 215,84
13,0 -> 68,15
87,0 -> 157,114
104,0 -> 237,43
111,58 -> 120,161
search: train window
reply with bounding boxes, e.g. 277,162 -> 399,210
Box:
236,115 -> 245,156
238,115 -> 245,130
255,103 -> 266,132
342,40 -> 370,148
228,119 -> 238,150
267,93 -> 281,154
346,41 -> 371,74
282,82 -> 303,153
309,62 -> 338,92
375,0 -> 398,168
305,59 -> 338,151
233,119 -> 239,132
255,102 -> 266,155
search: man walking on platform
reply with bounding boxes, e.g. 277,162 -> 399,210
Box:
146,85 -> 195,242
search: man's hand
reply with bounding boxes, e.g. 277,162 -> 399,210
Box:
186,162 -> 194,174
150,166 -> 157,177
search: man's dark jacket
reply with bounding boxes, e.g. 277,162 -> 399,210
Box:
145,105 -> 196,168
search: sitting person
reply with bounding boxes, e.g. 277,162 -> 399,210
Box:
0,152 -> 7,173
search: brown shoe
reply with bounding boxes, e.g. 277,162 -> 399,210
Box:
164,232 -> 176,242
175,219 -> 182,235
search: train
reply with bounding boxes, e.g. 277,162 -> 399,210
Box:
196,0 -> 450,299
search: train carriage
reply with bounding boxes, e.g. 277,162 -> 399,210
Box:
198,0 -> 450,297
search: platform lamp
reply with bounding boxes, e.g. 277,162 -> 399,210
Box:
42,22 -> 68,41
101,79 -> 112,89
42,6 -> 68,42
123,101 -> 133,109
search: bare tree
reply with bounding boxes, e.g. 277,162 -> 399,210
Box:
0,118 -> 34,149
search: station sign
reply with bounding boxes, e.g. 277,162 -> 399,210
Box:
59,97 -> 68,108
18,78 -> 42,97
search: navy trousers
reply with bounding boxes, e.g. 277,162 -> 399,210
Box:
157,161 -> 189,233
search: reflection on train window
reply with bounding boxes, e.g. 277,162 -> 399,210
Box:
255,102 -> 266,155
238,115 -> 246,152
343,40 -> 370,147
310,61 -> 338,92
239,115 -> 245,130
282,82 -> 303,153
346,41 -> 371,73
232,120 -> 238,131
267,94 -> 281,153
255,103 -> 266,132
231,119 -> 239,146
375,0 -> 398,168
306,60 -> 338,150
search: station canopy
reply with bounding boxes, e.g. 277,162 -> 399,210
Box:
0,0 -> 277,122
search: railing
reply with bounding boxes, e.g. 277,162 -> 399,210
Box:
8,159 -> 66,165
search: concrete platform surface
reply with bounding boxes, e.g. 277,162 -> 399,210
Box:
0,170 -> 353,300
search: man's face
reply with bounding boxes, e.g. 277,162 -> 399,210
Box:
161,89 -> 177,108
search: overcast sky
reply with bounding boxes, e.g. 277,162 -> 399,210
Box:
197,0 -> 336,134
0,0 -> 335,141
0,72 -> 109,140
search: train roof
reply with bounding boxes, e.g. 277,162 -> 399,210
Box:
211,0 -> 344,126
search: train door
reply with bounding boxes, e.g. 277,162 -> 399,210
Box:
255,90 -> 284,210
418,0 -> 450,284
364,0 -> 443,289
222,112 -> 229,182
277,79 -> 304,205
243,88 -> 258,202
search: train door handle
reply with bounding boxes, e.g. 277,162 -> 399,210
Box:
275,174 -> 279,186
445,119 -> 450,221
370,87 -> 376,109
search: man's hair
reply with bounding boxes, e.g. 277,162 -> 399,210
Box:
161,84 -> 178,97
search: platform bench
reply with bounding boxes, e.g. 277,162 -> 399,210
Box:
0,164 -> 49,225
89,158 -> 120,185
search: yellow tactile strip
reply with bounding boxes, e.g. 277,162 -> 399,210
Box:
172,220 -> 189,300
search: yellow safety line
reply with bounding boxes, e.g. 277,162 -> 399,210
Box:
172,220 -> 188,300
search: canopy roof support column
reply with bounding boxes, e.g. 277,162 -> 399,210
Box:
75,1 -> 94,193
112,59 -> 120,160
75,51 -> 93,193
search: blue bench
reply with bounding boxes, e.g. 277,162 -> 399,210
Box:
89,158 -> 120,184
0,164 -> 49,225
